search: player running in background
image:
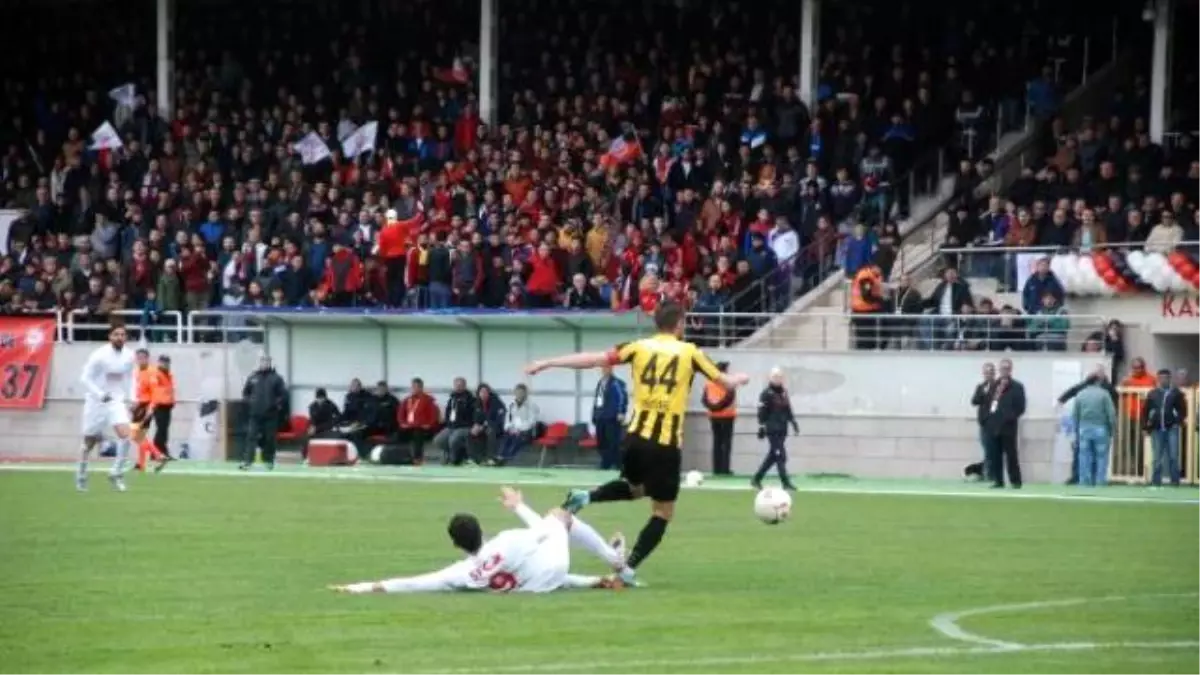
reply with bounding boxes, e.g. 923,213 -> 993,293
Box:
330,487 -> 629,593
131,349 -> 169,472
525,302 -> 750,585
76,321 -> 137,492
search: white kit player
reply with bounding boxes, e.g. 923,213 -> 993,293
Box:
76,321 -> 138,492
330,487 -> 635,594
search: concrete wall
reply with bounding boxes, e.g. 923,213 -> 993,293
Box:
682,412 -> 1062,483
0,400 -> 204,461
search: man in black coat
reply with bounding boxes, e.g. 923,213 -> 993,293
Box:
369,381 -> 401,439
982,358 -> 1026,488
966,361 -> 996,481
342,378 -> 373,429
240,355 -> 288,470
1141,368 -> 1189,487
751,368 -> 800,491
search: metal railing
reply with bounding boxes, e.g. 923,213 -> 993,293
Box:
54,309 -> 267,344
683,310 -> 1109,352
935,241 -> 1200,293
1108,386 -> 1199,485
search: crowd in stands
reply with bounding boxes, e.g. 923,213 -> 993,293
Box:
0,0 -> 1095,336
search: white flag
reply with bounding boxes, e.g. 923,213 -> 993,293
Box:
108,83 -> 138,108
89,121 -> 124,151
292,132 -> 332,165
340,121 -> 378,159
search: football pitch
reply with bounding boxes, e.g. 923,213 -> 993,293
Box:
0,464 -> 1196,674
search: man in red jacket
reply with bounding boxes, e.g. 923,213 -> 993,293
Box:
321,239 -> 364,307
399,377 -> 440,465
525,242 -> 561,308
178,246 -> 211,312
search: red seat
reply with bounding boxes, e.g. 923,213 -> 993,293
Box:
276,414 -> 309,442
535,422 -> 571,468
577,436 -> 598,449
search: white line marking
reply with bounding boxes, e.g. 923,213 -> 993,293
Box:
426,641 -> 1200,673
929,593 -> 1198,650
0,463 -> 1195,506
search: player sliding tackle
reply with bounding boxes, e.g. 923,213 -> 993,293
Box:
330,487 -> 632,593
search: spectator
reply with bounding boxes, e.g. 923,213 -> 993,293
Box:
1144,211 -> 1185,253
923,266 -> 973,350
1141,368 -> 1189,487
525,242 -> 560,308
843,223 -> 875,277
369,381 -> 401,439
433,377 -> 474,465
426,234 -> 453,309
1028,292 -> 1071,352
1021,257 -> 1065,315
468,383 -> 505,465
883,273 -> 924,348
398,378 -> 440,465
497,384 -> 540,466
591,364 -> 629,471
849,261 -> 885,350
1073,373 -> 1118,487
564,273 -> 603,309
342,379 -> 373,429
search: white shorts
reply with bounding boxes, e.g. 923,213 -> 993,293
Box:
81,399 -> 132,438
518,515 -> 572,593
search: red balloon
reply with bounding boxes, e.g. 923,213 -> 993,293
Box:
1093,254 -> 1112,274
1102,269 -> 1120,285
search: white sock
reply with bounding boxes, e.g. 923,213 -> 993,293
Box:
569,515 -> 624,569
111,438 -> 131,477
76,444 -> 90,482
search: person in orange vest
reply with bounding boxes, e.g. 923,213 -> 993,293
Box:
1120,357 -> 1158,472
850,262 -> 886,350
150,354 -> 177,461
702,361 -> 737,476
132,349 -> 168,472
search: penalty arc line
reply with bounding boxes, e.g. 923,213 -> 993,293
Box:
426,641 -> 1200,674
929,592 -> 1200,650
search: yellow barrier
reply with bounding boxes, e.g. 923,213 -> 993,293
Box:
1110,387 -> 1198,484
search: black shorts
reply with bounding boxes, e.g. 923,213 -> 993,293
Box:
620,435 -> 682,502
131,403 -> 151,425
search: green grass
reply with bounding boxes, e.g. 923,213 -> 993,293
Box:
0,469 -> 1196,674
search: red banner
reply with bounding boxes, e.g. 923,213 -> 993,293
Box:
0,317 -> 55,410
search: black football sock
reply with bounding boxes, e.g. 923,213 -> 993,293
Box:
588,480 -> 634,503
625,515 -> 669,569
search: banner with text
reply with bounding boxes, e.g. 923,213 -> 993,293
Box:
0,317 -> 55,409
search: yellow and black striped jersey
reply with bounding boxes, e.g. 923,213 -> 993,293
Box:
606,334 -> 724,448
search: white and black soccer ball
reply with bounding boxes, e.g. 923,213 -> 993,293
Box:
683,470 -> 705,487
754,487 -> 793,524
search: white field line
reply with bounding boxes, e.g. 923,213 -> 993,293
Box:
427,641 -> 1200,674
1,462 -> 1195,506
929,593 -> 1199,650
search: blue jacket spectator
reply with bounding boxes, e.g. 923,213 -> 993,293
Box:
843,225 -> 875,276
1021,259 -> 1065,314
744,234 -> 777,278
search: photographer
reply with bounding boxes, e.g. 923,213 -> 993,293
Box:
751,367 -> 799,491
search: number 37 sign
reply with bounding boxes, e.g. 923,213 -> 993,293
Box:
0,317 -> 55,410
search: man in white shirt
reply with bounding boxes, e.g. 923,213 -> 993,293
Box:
768,217 -> 800,265
330,487 -> 632,594
497,384 -> 539,465
77,321 -> 138,492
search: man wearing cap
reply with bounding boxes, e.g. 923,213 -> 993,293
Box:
702,361 -> 737,476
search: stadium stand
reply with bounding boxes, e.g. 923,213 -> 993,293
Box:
0,0 -> 1143,346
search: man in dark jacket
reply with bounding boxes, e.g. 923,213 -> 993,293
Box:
751,368 -> 800,491
591,364 -> 628,470
922,266 -> 973,350
432,377 -> 475,464
1056,364 -> 1117,484
982,358 -> 1026,488
308,388 -> 340,435
1142,368 -> 1189,487
369,381 -> 401,439
240,355 -> 288,470
966,361 -> 996,481
342,378 -> 373,428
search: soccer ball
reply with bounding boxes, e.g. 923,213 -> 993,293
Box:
754,487 -> 792,524
684,470 -> 705,487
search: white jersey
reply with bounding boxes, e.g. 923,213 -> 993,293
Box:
80,344 -> 136,403
79,344 -> 136,438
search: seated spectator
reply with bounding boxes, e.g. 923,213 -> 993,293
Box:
883,273 -> 924,348
468,383 -> 505,465
1021,257 -> 1065,315
432,377 -> 475,465
1144,211 -> 1185,253
951,304 -> 987,351
494,384 -> 540,466
563,273 -> 603,309
922,266 -> 973,350
398,377 -> 440,465
369,381 -> 401,439
308,388 -> 341,436
342,379 -> 373,429
1028,292 -> 1071,352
